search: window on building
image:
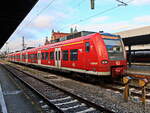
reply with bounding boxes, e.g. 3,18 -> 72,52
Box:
85,42 -> 90,52
62,50 -> 68,61
50,52 -> 54,60
70,49 -> 78,61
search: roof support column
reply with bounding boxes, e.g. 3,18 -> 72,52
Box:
128,45 -> 131,67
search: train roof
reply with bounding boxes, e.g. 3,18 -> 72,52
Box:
42,33 -> 99,49
101,33 -> 120,37
8,31 -> 121,55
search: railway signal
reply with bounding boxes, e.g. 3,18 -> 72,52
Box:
123,76 -> 132,102
139,79 -> 149,105
123,76 -> 149,104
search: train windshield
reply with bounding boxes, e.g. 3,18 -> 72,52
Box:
103,38 -> 125,60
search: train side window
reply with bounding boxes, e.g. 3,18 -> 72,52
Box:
23,55 -> 25,59
28,54 -> 30,59
30,54 -> 32,59
62,50 -> 68,61
70,49 -> 78,61
41,53 -> 45,60
45,52 -> 48,60
50,52 -> 54,60
34,54 -> 37,59
85,42 -> 90,52
30,54 -> 34,59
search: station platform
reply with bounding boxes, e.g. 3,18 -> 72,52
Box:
0,64 -> 41,113
127,63 -> 150,76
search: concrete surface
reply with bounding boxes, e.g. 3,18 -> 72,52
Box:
0,64 -> 40,113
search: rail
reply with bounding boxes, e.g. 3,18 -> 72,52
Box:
2,63 -> 114,113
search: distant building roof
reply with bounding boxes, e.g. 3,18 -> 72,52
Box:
51,32 -> 70,40
115,26 -> 150,38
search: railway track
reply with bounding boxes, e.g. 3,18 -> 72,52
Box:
2,64 -> 114,113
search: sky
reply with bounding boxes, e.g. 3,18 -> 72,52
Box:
1,0 -> 150,52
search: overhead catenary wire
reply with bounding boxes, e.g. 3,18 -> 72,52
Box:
59,6 -> 120,31
15,0 -> 57,35
15,0 -> 135,35
74,0 -> 86,8
59,0 -> 135,31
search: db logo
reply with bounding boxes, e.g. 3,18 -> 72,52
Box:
116,61 -> 120,65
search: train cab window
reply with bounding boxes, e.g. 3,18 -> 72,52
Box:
45,52 -> 49,60
85,42 -> 90,52
70,49 -> 78,61
42,53 -> 45,60
62,50 -> 68,61
50,52 -> 54,60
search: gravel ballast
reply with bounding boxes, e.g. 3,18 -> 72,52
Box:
3,61 -> 150,113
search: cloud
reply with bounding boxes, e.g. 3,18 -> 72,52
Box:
133,15 -> 150,23
2,37 -> 45,52
69,15 -> 150,33
90,16 -> 109,23
131,0 -> 150,5
77,22 -> 133,33
31,15 -> 54,29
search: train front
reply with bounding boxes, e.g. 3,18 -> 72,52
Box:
102,33 -> 127,78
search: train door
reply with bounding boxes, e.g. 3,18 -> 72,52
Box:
26,52 -> 28,63
37,51 -> 41,64
55,48 -> 61,68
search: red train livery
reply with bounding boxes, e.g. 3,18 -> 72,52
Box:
7,32 -> 127,78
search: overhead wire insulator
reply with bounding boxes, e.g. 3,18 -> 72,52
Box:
90,0 -> 95,9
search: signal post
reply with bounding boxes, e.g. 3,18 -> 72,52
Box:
123,76 -> 131,102
139,79 -> 149,105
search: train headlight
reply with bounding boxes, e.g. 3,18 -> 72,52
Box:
101,60 -> 108,64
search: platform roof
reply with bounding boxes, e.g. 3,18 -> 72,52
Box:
0,0 -> 38,49
115,26 -> 150,46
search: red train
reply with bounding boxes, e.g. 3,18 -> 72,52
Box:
7,31 -> 127,78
